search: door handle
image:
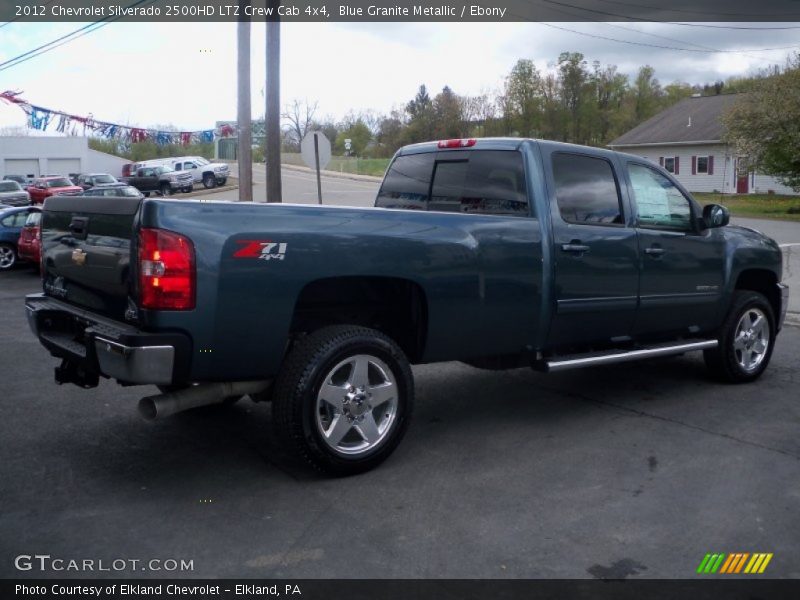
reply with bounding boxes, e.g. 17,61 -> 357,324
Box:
645,246 -> 665,256
561,243 -> 590,253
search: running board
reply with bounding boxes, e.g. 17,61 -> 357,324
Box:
543,340 -> 718,373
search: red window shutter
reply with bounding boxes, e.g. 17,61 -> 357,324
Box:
674,157 -> 680,175
659,157 -> 664,166
708,155 -> 714,175
691,156 -> 697,175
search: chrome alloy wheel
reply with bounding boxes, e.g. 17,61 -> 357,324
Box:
315,354 -> 398,456
0,245 -> 15,269
733,307 -> 770,373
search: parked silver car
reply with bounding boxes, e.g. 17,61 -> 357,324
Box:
0,181 -> 31,207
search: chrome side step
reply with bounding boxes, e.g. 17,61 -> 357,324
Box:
544,340 -> 718,373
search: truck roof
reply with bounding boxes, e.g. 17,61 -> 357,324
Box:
396,137 -> 632,163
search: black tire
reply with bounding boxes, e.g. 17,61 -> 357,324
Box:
272,325 -> 414,476
0,243 -> 17,270
143,192 -> 151,198
159,183 -> 172,197
704,290 -> 776,383
217,177 -> 227,186
202,173 -> 216,189
181,186 -> 193,193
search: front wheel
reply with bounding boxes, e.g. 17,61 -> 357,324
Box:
272,325 -> 414,476
202,174 -> 216,189
159,183 -> 172,197
0,243 -> 17,270
704,290 -> 776,383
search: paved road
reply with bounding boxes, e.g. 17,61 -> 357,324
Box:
1,270 -> 799,579
200,165 -> 379,207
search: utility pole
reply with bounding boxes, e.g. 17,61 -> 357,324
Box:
265,1 -> 282,203
236,6 -> 252,202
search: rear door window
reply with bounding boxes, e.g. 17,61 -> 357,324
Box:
552,153 -> 623,225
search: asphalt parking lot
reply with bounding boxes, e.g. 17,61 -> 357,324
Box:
1,268 -> 799,579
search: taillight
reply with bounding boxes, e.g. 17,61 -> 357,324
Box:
437,138 -> 476,149
138,228 -> 195,310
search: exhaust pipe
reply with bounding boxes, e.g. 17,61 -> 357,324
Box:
138,380 -> 271,421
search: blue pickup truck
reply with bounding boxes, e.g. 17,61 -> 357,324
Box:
26,138 -> 789,474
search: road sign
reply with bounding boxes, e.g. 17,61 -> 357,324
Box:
301,131 -> 331,170
344,138 -> 352,151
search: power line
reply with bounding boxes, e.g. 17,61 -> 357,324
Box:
591,0 -> 800,18
0,0 -> 155,73
538,3 -> 786,64
538,0 -> 800,29
537,21 -> 800,53
0,0 -> 57,31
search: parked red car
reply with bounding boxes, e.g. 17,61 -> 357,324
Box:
17,210 -> 42,266
27,176 -> 82,204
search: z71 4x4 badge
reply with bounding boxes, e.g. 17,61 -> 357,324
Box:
233,240 -> 288,261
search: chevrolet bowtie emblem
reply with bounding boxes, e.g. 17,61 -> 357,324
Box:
71,248 -> 87,266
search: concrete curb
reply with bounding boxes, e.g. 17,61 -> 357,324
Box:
785,312 -> 800,328
185,178 -> 239,197
280,164 -> 383,183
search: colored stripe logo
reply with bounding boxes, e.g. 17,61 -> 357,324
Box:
697,553 -> 773,574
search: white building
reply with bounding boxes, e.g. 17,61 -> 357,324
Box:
0,136 -> 129,179
608,94 -> 797,195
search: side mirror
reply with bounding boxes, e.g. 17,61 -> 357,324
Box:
702,204 -> 730,229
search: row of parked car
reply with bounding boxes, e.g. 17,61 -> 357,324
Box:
0,155 -> 230,271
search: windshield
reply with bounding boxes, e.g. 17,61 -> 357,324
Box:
0,182 -> 21,192
94,174 -> 117,184
46,178 -> 73,188
194,158 -> 210,166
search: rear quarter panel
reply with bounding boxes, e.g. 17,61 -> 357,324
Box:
139,198 -> 546,382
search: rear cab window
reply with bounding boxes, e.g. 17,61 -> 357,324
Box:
376,149 -> 531,217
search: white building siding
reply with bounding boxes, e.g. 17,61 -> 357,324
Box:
615,143 -> 798,195
0,136 -> 128,179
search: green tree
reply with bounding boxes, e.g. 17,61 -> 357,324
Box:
335,119 -> 372,156
722,56 -> 800,190
504,59 -> 542,137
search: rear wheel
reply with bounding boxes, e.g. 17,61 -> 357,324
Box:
0,244 -> 16,270
272,325 -> 414,476
704,290 -> 775,383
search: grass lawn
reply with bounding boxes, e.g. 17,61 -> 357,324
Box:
693,192 -> 800,222
281,153 -> 390,178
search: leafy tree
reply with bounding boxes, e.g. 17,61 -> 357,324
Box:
336,119 -> 372,156
504,59 -> 542,137
723,55 -> 800,190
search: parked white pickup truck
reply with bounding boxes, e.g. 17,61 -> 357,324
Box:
168,157 -> 229,189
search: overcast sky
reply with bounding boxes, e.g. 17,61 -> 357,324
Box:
0,21 -> 798,131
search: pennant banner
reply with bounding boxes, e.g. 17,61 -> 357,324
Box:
0,90 -> 235,145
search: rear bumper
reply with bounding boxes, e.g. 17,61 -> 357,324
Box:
25,293 -> 191,386
777,282 -> 789,332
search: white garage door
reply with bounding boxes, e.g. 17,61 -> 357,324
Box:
4,159 -> 39,178
47,158 -> 81,176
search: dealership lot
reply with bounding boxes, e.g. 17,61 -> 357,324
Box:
1,268 -> 799,579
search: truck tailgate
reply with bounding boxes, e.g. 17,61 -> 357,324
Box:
41,195 -> 141,321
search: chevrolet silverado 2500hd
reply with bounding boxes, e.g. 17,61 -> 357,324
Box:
25,138 -> 789,474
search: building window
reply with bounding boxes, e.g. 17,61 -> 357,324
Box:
664,157 -> 676,173
697,156 -> 709,174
